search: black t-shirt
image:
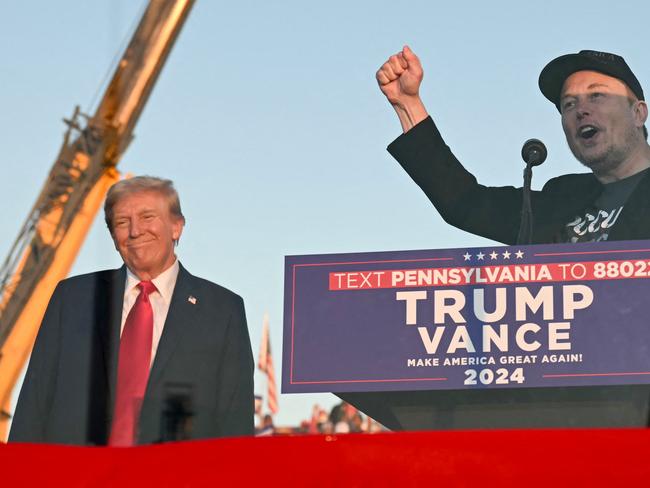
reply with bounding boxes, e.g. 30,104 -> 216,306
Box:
563,168 -> 650,243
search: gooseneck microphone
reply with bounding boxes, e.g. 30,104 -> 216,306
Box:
516,139 -> 547,245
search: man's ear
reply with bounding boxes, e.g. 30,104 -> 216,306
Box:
172,218 -> 184,242
634,100 -> 648,127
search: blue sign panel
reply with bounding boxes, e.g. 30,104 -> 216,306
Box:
282,240 -> 650,393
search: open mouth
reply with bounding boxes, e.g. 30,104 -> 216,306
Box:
578,125 -> 599,140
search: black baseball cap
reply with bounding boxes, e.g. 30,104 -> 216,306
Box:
539,50 -> 644,112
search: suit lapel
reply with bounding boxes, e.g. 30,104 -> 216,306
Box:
147,263 -> 199,388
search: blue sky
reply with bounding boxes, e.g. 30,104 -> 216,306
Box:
3,0 -> 650,426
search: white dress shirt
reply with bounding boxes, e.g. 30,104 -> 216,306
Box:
121,260 -> 180,368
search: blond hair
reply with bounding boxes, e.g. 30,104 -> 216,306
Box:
104,176 -> 185,233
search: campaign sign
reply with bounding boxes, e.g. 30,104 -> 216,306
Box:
282,240 -> 650,394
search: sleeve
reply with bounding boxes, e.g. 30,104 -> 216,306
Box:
8,281 -> 64,442
216,295 -> 254,437
387,116 -> 531,245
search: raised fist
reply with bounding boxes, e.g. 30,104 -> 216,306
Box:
376,46 -> 423,107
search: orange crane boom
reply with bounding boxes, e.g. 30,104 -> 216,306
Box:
0,0 -> 195,440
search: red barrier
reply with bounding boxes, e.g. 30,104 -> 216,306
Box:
3,429 -> 650,486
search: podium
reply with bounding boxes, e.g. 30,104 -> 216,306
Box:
284,241 -> 650,430
339,384 -> 650,430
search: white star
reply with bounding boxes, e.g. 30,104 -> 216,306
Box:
476,252 -> 485,260
502,250 -> 511,259
463,252 -> 472,261
490,251 -> 499,260
515,250 -> 524,259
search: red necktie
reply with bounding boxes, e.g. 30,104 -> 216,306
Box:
109,281 -> 157,446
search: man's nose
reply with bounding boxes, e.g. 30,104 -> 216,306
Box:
129,220 -> 143,237
576,98 -> 590,118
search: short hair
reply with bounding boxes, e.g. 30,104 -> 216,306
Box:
104,175 -> 185,233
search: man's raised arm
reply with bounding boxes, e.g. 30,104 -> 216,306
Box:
376,45 -> 429,132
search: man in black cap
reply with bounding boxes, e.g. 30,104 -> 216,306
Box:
378,47 -> 650,243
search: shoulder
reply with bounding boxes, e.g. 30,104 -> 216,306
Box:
57,268 -> 122,286
53,268 -> 123,297
179,265 -> 244,309
542,172 -> 600,195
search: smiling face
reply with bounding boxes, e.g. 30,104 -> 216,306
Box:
560,70 -> 646,177
110,190 -> 184,281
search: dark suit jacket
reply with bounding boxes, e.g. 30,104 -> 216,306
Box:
9,263 -> 254,445
388,116 -> 650,244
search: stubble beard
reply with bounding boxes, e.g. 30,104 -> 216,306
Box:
568,127 -> 639,178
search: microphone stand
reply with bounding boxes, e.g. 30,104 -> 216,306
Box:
516,139 -> 546,245
516,162 -> 534,245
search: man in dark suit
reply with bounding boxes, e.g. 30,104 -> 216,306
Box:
376,48 -> 650,243
9,176 -> 254,445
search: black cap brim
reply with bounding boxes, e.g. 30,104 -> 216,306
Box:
539,51 -> 644,112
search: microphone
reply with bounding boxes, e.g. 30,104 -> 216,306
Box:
521,138 -> 547,167
516,138 -> 547,245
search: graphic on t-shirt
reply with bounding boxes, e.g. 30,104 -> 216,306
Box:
565,206 -> 623,243
563,168 -> 649,243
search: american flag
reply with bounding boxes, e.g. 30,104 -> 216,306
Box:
258,314 -> 278,414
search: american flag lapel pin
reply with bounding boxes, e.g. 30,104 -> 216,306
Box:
188,295 -> 197,305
